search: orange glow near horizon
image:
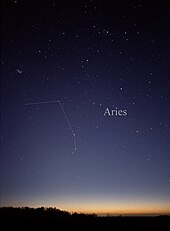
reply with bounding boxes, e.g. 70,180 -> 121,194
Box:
3,195 -> 170,216
57,201 -> 170,216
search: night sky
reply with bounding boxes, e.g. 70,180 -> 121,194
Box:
1,0 -> 170,215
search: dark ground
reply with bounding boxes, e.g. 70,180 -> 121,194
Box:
0,207 -> 170,229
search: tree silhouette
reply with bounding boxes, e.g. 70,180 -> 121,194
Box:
0,207 -> 170,228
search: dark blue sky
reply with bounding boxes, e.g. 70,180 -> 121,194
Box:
1,0 -> 170,215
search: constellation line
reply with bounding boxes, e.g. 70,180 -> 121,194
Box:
57,100 -> 75,135
25,99 -> 77,154
57,100 -> 77,154
25,100 -> 59,106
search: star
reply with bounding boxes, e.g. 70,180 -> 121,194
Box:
17,69 -> 22,74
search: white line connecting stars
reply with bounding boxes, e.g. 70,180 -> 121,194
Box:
25,100 -> 77,154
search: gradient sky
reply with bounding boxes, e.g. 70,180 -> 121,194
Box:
1,0 -> 170,215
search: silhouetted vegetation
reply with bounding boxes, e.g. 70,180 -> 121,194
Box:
0,207 -> 170,228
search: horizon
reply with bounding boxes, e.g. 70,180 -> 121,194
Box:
1,205 -> 170,217
1,197 -> 170,216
